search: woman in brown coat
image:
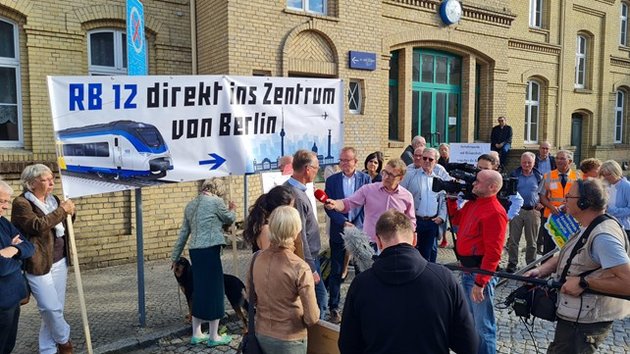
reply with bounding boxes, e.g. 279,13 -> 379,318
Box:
11,164 -> 75,354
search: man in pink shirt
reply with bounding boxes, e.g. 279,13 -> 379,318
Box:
325,158 -> 416,248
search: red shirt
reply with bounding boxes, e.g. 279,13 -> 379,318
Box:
448,196 -> 508,286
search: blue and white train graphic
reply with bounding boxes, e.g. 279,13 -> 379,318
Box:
56,120 -> 173,179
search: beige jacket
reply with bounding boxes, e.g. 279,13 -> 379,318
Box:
249,245 -> 320,341
554,218 -> 630,323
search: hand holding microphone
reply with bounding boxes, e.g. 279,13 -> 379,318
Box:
314,189 -> 340,211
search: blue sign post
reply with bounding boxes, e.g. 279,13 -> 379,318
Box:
127,0 -> 147,75
349,51 -> 377,71
126,0 -> 147,328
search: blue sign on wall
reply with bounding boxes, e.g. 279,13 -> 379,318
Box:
127,0 -> 147,76
348,51 -> 377,71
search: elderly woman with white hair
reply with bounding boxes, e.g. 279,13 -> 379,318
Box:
171,178 -> 237,347
10,164 -> 76,354
600,160 -> 630,241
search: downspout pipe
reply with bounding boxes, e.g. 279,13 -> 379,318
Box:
555,0 -> 567,148
190,0 -> 197,75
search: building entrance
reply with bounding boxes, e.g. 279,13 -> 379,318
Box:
411,50 -> 461,146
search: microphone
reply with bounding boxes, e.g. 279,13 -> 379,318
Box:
314,189 -> 329,203
343,227 -> 375,271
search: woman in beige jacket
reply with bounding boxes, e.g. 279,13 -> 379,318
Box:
249,206 -> 320,354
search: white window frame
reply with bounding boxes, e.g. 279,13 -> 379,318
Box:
287,0 -> 327,15
0,18 -> 23,147
575,35 -> 587,89
88,29 -> 128,76
529,0 -> 543,28
622,3 -> 629,47
615,90 -> 625,143
525,80 -> 540,144
348,80 -> 361,114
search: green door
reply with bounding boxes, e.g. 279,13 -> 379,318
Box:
411,50 -> 461,146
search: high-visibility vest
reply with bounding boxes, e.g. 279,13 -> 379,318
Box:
542,169 -> 579,218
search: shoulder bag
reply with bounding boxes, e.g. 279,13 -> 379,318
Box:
238,251 -> 263,354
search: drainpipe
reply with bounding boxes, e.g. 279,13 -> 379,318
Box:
555,0 -> 567,148
190,0 -> 197,75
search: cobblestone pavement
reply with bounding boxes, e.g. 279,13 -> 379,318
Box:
14,240 -> 630,354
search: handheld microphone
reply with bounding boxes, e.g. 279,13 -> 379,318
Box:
314,189 -> 329,203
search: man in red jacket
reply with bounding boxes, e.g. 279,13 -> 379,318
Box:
448,169 -> 508,354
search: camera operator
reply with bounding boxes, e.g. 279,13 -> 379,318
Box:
447,169 -> 508,354
476,154 -> 523,220
524,178 -> 630,354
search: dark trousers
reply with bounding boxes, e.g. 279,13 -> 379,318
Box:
327,241 -> 345,311
416,219 -> 439,262
0,303 -> 20,354
547,319 -> 613,354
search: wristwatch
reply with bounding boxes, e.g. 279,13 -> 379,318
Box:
579,275 -> 590,289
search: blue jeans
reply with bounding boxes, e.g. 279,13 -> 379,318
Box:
461,273 -> 498,354
313,258 -> 328,319
327,241 -> 345,311
415,219 -> 439,262
257,333 -> 307,354
495,143 -> 511,166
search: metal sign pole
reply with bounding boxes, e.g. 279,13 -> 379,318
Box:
135,188 -> 146,327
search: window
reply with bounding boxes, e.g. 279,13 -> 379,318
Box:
529,0 -> 543,28
348,80 -> 361,114
287,0 -> 326,15
575,35 -> 587,89
0,18 -> 22,146
615,90 -> 625,143
622,3 -> 629,46
88,29 -> 127,75
524,80 -> 540,143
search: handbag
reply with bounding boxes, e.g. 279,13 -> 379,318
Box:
20,270 -> 31,306
238,251 -> 263,354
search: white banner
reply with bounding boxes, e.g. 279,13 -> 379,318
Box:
449,143 -> 491,165
47,75 -> 344,198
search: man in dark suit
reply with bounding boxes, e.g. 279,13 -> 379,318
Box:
324,147 -> 371,323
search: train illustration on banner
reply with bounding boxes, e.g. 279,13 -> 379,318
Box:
56,120 -> 173,180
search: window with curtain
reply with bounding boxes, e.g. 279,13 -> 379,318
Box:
287,0 -> 326,15
0,18 -> 21,145
524,80 -> 540,143
575,35 -> 587,89
622,3 -> 628,46
529,0 -> 543,28
88,29 -> 128,75
615,90 -> 625,143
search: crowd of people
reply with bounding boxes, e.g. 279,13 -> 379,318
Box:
2,127 -> 630,354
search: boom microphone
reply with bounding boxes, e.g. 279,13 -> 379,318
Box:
343,226 -> 375,271
314,189 -> 329,203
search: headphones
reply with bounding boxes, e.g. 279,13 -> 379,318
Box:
576,179 -> 590,210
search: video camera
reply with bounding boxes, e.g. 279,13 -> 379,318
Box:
432,162 -> 518,201
431,163 -> 478,198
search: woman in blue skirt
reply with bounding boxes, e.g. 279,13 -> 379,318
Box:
171,178 -> 236,348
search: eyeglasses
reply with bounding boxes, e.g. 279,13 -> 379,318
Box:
381,170 -> 402,178
422,156 -> 434,162
339,159 -> 354,163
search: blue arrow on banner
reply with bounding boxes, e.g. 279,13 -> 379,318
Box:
199,153 -> 226,170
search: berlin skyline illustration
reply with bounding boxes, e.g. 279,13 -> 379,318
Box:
250,111 -> 341,173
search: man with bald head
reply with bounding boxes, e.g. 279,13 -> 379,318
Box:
448,169 -> 508,354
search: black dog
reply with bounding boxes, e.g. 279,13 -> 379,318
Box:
173,257 -> 249,328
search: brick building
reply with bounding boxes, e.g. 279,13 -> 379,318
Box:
1,0 -> 629,268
